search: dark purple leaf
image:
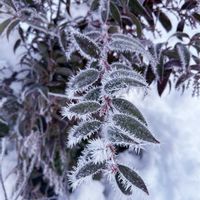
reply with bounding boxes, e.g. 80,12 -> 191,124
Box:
175,72 -> 194,88
157,69 -> 172,96
155,10 -> 172,32
177,19 -> 185,32
181,0 -> 197,10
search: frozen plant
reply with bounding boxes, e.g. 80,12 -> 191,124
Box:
3,0 -> 200,199
62,24 -> 159,198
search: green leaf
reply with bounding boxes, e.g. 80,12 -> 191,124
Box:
0,18 -> 12,35
73,32 -> 101,59
104,77 -> 147,94
0,120 -> 9,138
67,101 -> 101,116
68,120 -> 102,147
84,87 -> 101,101
76,162 -> 105,179
106,127 -> 138,146
90,0 -> 100,11
115,172 -> 132,195
192,12 -> 200,23
6,19 -> 20,39
111,62 -> 132,71
112,98 -> 147,125
69,69 -> 99,91
117,164 -> 149,195
128,12 -> 142,37
109,69 -> 145,83
128,0 -> 154,26
100,0 -> 110,23
55,67 -> 72,77
110,1 -> 121,25
112,114 -> 159,143
109,34 -> 157,67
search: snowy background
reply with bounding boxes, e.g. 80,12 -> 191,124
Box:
1,4 -> 200,200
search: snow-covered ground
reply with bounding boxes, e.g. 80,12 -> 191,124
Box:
128,86 -> 200,200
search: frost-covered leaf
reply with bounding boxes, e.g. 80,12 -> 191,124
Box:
104,77 -> 147,94
62,101 -> 101,118
100,0 -> 110,23
83,87 -> 102,101
73,32 -> 101,59
91,0 -> 100,11
69,161 -> 106,189
112,98 -> 147,125
106,126 -> 138,147
86,31 -> 101,41
6,19 -> 20,39
110,1 -> 121,25
109,69 -> 146,83
109,34 -> 157,69
76,162 -> 105,179
176,43 -> 190,70
128,12 -> 142,37
128,0 -> 154,26
111,62 -> 132,70
83,139 -> 112,164
68,69 -> 99,92
22,84 -> 49,100
112,114 -> 159,143
68,121 -> 102,147
175,72 -> 193,89
115,172 -> 132,195
116,164 -> 149,195
0,18 -> 12,35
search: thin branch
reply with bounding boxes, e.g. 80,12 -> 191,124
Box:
48,92 -> 69,99
11,155 -> 37,200
0,138 -> 8,200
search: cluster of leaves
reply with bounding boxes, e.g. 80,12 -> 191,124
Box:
62,30 -> 159,196
0,0 -> 200,199
92,0 -> 200,96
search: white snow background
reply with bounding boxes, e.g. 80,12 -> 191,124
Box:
1,2 -> 200,200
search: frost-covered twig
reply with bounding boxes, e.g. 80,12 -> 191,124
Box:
12,154 -> 37,200
49,92 -> 68,99
62,21 -> 159,197
0,138 -> 8,200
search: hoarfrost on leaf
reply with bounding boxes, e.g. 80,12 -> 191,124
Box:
112,98 -> 147,125
62,101 -> 101,119
103,77 -> 147,95
112,114 -> 159,143
83,87 -> 102,101
68,69 -> 100,92
116,164 -> 149,195
68,120 -> 102,147
73,31 -> 101,59
106,126 -> 139,147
